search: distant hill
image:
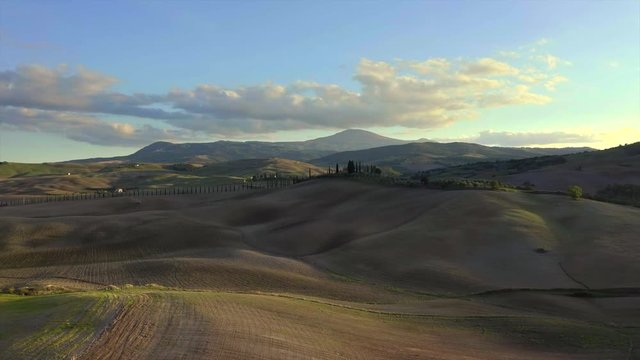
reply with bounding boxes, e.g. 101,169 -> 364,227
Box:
0,162 -> 102,179
0,158 -> 323,196
123,141 -> 331,164
71,129 -> 593,169
425,142 -> 640,194
194,158 -> 325,178
311,141 -> 594,172
71,129 -> 413,164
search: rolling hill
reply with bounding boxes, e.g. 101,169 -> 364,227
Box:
193,158 -> 325,178
0,178 -> 638,359
0,158 -> 322,196
425,141 -> 640,194
311,141 -> 594,172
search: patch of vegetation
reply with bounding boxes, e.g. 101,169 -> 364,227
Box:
143,283 -> 168,290
622,142 -> 640,155
0,291 -> 117,358
97,163 -> 165,173
592,184 -> 640,207
163,163 -> 198,172
1,285 -> 73,296
450,316 -> 627,350
422,177 -> 515,191
567,185 -> 583,200
422,155 -> 567,179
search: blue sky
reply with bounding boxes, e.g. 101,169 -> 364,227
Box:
0,0 -> 638,162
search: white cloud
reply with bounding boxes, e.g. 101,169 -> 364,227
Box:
0,64 -> 188,120
544,54 -> 558,69
161,56 -> 555,134
0,106 -> 191,146
498,50 -> 519,59
0,49 -> 568,145
544,75 -> 568,91
461,58 -> 519,76
401,58 -> 451,74
438,130 -> 596,147
536,54 -> 572,70
535,38 -> 549,46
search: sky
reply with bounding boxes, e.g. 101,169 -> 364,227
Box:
0,1 -> 638,162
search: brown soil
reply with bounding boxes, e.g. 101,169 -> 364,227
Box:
0,179 -> 637,359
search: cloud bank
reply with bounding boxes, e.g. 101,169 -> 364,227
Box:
0,50 -> 570,146
0,107 -> 192,146
438,130 -> 595,147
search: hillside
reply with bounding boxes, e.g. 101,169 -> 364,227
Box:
0,162 -> 102,179
0,158 -> 320,196
194,158 -> 325,178
425,142 -> 640,194
124,140 -> 331,164
0,179 -> 638,358
311,141 -> 593,172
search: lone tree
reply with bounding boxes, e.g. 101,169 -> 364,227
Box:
347,160 -> 355,174
568,185 -> 583,200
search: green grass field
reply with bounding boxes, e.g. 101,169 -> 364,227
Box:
0,287 -> 632,360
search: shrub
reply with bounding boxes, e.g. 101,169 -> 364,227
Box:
568,185 -> 583,200
425,178 -> 514,191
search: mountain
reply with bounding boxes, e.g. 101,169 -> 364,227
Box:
72,129 -> 412,164
123,141 -> 331,163
70,129 -> 594,167
295,129 -> 409,151
311,141 -> 595,172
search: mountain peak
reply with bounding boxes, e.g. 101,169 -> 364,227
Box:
303,129 -> 408,151
335,128 -> 376,135
332,129 -> 391,138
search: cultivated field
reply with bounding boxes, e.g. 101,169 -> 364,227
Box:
0,158 -> 323,197
1,179 -> 638,359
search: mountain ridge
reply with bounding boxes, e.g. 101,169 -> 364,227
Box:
310,141 -> 595,172
68,129 -> 596,169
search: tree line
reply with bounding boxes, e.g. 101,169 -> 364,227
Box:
0,178 -> 298,207
326,160 -> 382,175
